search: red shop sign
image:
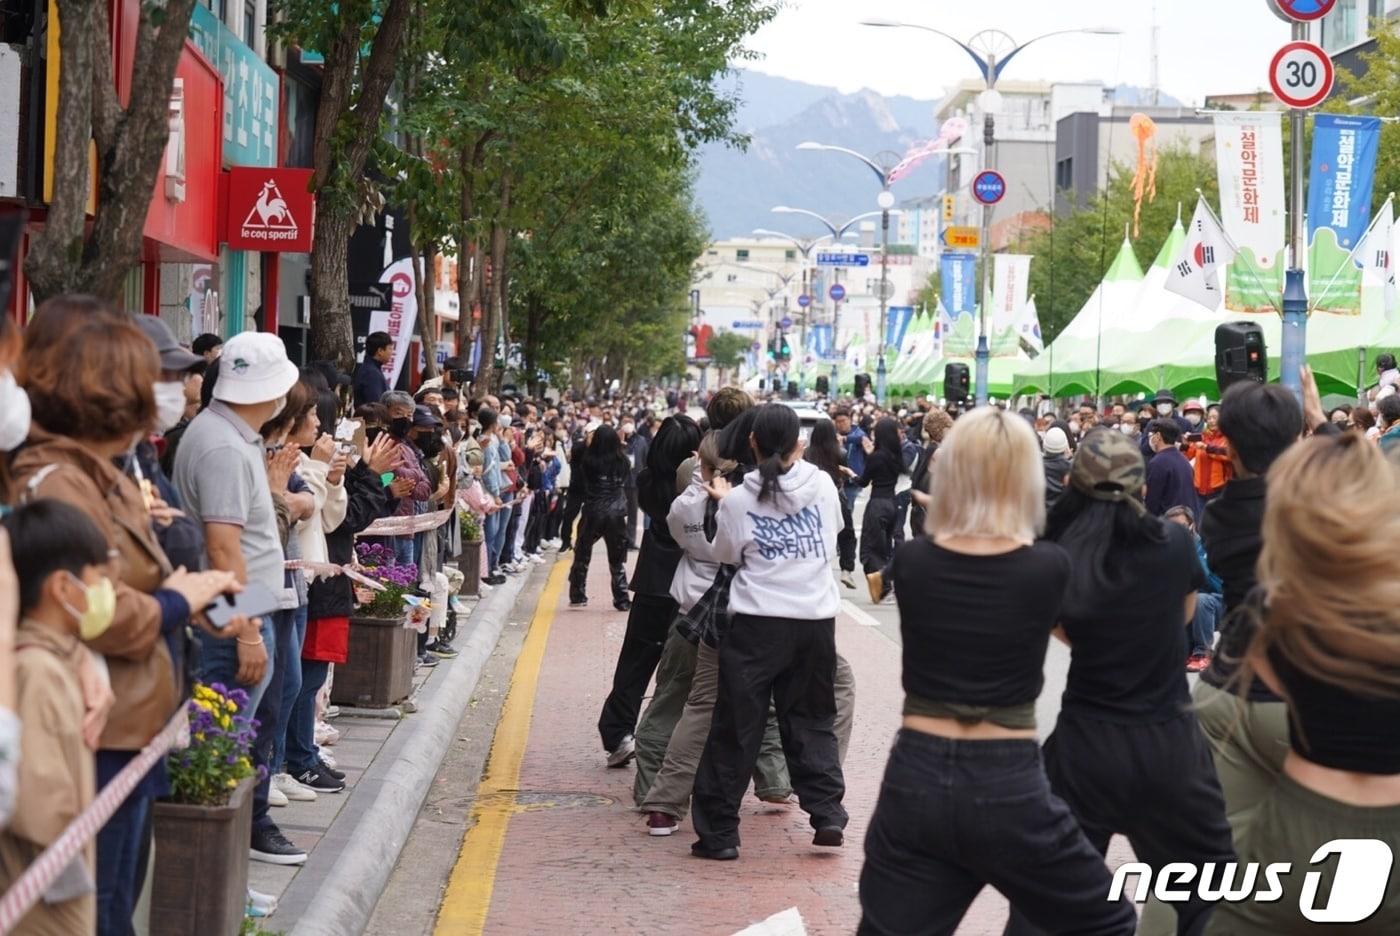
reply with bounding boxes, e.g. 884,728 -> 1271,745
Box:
225,167 -> 315,252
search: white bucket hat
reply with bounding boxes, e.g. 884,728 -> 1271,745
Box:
212,332 -> 300,405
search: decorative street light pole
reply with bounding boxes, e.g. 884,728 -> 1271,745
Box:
753,228 -> 837,395
861,19 -> 1120,406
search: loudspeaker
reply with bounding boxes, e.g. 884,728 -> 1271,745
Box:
854,373 -> 872,399
944,362 -> 971,403
1215,322 -> 1267,392
814,375 -> 830,397
786,380 -> 798,399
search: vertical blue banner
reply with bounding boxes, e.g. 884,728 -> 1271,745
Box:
809,324 -> 834,359
885,306 -> 914,352
1308,114 -> 1381,251
940,253 -> 977,319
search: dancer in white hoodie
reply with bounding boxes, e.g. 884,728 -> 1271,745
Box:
690,404 -> 847,860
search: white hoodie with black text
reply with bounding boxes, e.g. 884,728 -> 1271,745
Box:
709,459 -> 841,619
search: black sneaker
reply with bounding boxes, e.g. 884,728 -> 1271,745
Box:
316,756 -> 346,781
614,598 -> 632,612
294,765 -> 346,793
813,826 -> 844,847
250,826 -> 308,865
426,639 -> 459,659
690,841 -> 739,861
417,652 -> 439,668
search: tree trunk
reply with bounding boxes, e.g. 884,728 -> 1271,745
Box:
307,0 -> 414,366
475,169 -> 512,394
308,203 -> 356,370
418,242 -> 438,380
26,0 -> 197,303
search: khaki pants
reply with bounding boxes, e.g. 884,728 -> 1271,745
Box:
1138,681 -> 1289,936
632,630 -> 698,806
640,639 -> 855,820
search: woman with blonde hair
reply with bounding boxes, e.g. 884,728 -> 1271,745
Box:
1207,432 -> 1400,934
859,409 -> 1135,935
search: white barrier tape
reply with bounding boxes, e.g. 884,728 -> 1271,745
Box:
356,507 -> 455,538
0,709 -> 186,933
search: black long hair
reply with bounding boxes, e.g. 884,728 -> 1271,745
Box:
871,416 -> 908,474
1045,487 -> 1170,618
805,419 -> 844,489
749,404 -> 800,504
582,423 -> 629,480
638,414 -> 700,520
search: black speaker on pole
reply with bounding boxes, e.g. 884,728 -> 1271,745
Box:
854,373 -> 872,399
814,375 -> 830,397
1215,322 -> 1267,392
944,362 -> 971,403
786,380 -> 798,400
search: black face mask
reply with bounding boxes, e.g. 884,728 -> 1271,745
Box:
390,416 -> 412,438
417,435 -> 443,458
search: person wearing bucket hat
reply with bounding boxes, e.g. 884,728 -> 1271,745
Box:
173,330 -> 309,867
1002,427 -> 1234,936
1139,389 -> 1193,459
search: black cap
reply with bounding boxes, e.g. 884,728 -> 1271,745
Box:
412,404 -> 443,429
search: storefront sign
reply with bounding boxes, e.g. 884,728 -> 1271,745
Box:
225,167 -> 315,252
143,43 -> 222,262
189,5 -> 279,167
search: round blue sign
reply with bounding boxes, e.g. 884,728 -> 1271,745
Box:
797,294 -> 812,308
1272,0 -> 1337,21
780,317 -> 793,330
829,283 -> 847,302
972,170 -> 1007,206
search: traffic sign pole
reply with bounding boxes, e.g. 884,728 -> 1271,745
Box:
971,170 -> 1005,408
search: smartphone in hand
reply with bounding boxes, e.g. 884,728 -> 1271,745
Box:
203,582 -> 280,630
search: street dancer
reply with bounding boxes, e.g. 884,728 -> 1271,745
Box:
858,408 -> 1136,936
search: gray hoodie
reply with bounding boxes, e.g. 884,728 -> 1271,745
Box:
709,459 -> 842,619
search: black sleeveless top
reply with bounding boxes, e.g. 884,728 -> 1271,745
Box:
1271,648 -> 1400,774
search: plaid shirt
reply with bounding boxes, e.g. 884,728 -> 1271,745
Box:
674,564 -> 737,649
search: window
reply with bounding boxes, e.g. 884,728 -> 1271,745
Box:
244,0 -> 256,44
785,249 -> 796,261
1056,157 -> 1073,192
1321,0 -> 1361,51
736,249 -> 749,262
207,0 -> 226,20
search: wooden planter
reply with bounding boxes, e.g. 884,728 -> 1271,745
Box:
151,776 -> 254,936
332,615 -> 417,708
458,540 -> 483,597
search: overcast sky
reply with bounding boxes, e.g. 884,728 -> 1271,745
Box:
741,0 -> 1294,107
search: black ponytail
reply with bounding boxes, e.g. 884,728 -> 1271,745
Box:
748,404 -> 801,505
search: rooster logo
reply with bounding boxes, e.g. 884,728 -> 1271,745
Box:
242,180 -> 296,230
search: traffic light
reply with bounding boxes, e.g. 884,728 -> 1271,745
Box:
779,335 -> 791,361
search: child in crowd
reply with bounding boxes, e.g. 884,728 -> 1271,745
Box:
0,500 -> 113,935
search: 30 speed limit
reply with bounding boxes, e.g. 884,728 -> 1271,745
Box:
1269,40 -> 1335,109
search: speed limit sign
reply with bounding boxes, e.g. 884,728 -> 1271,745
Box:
1269,41 -> 1334,109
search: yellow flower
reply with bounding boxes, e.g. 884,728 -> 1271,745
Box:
194,732 -> 205,742
226,702 -> 239,713
227,778 -> 237,788
218,716 -> 230,730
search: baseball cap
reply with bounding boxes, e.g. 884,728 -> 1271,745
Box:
134,314 -> 202,373
212,332 -> 300,406
412,404 -> 443,429
1069,427 -> 1147,515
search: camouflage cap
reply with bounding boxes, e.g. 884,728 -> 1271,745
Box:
1070,427 -> 1147,514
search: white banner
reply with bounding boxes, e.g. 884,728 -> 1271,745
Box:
991,254 -> 1032,333
1018,296 -> 1044,353
1213,112 -> 1285,273
370,257 -> 419,388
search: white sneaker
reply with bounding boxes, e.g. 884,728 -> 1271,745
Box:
273,772 -> 318,802
314,721 -> 340,746
606,735 -> 636,769
840,572 -> 856,590
268,783 -> 289,808
324,704 -> 341,719
318,749 -> 338,770
479,582 -> 495,595
528,554 -> 546,565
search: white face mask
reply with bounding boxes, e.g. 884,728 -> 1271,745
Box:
1067,420 -> 1081,436
1156,402 -> 1173,416
270,395 -> 287,419
154,381 -> 187,432
0,370 -> 31,452
1185,413 -> 1203,428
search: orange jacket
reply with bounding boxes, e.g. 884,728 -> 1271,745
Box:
1190,428 -> 1232,496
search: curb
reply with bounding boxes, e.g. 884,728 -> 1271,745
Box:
282,563 -> 540,936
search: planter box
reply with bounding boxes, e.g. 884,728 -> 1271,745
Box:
458,541 -> 482,597
332,615 -> 417,708
151,776 -> 253,936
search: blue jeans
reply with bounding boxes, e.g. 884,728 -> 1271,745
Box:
1191,592 -> 1224,655
485,509 -> 508,573
95,754 -> 158,936
393,534 -> 416,567
250,609 -> 297,830
286,657 -> 330,775
272,605 -> 308,772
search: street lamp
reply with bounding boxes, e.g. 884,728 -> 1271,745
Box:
797,143 -> 944,404
862,19 -> 1120,405
753,229 -> 841,396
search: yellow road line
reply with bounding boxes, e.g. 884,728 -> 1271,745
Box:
434,561 -> 568,935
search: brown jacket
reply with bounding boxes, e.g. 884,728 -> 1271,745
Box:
9,429 -> 177,750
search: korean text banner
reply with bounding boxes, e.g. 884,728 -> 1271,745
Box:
991,254 -> 1031,357
1214,113 -> 1285,312
885,306 -> 915,354
941,252 -> 978,357
1309,115 -> 1380,315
